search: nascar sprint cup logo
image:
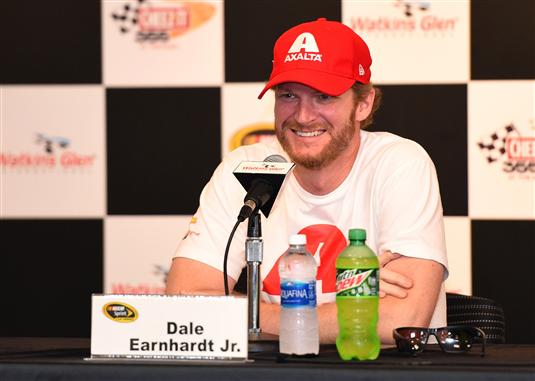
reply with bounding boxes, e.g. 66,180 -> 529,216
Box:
103,302 -> 139,323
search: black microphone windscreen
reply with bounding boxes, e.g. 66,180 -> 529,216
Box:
264,154 -> 287,163
234,155 -> 294,219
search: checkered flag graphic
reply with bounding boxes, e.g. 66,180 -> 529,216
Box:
477,124 -> 520,164
111,0 -> 148,34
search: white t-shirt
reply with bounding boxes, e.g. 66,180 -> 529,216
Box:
176,130 -> 449,327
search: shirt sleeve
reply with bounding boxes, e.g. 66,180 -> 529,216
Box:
373,140 -> 449,277
174,153 -> 248,281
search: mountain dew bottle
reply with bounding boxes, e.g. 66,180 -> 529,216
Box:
335,228 -> 380,360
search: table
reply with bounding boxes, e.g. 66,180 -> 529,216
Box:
0,337 -> 533,381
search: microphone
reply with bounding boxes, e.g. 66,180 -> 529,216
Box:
233,155 -> 294,222
264,154 -> 287,162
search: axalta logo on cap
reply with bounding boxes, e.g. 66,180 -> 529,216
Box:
284,32 -> 323,63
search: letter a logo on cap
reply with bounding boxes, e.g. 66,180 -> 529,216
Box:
287,32 -> 319,53
285,32 -> 323,63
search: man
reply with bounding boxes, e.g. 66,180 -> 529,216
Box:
166,18 -> 448,344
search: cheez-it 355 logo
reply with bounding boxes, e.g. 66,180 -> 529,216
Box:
477,123 -> 535,176
263,224 -> 346,297
111,0 -> 215,43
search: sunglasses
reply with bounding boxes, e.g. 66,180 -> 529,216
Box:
393,326 -> 486,356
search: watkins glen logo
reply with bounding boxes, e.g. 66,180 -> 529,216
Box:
285,32 -> 323,63
0,133 -> 96,171
110,264 -> 168,294
349,0 -> 459,35
477,123 -> 535,180
111,0 -> 215,44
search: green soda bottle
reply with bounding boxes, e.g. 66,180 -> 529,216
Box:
335,228 -> 380,360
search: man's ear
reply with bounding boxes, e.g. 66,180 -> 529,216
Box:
354,88 -> 376,122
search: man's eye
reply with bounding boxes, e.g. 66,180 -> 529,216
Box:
278,92 -> 295,99
318,94 -> 333,101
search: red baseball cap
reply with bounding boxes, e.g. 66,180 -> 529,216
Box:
258,18 -> 372,99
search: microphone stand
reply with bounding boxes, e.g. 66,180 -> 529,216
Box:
245,212 -> 262,335
245,211 -> 278,352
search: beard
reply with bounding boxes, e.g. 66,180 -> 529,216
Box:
276,108 -> 357,170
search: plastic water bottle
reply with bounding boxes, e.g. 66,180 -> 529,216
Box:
278,234 -> 319,355
336,228 -> 380,360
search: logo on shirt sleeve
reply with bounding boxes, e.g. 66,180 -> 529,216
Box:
262,224 -> 346,298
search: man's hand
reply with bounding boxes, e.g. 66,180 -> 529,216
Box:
378,251 -> 413,299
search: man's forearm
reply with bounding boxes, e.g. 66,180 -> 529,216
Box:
260,294 -> 441,345
259,302 -> 280,338
260,301 -> 388,344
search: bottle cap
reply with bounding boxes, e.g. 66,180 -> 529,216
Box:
348,228 -> 366,241
289,234 -> 307,245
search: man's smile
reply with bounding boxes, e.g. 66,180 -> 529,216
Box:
290,128 -> 327,138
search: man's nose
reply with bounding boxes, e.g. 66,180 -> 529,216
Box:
294,99 -> 318,126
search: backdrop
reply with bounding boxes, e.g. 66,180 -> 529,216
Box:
1,0 -> 534,343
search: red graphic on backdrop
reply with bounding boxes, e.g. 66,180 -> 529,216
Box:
262,224 -> 347,296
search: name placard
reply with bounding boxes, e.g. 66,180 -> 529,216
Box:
91,294 -> 248,360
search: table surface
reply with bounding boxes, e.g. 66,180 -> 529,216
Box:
0,337 -> 534,381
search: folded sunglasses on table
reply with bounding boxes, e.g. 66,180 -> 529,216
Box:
393,326 -> 486,356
